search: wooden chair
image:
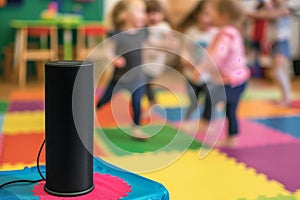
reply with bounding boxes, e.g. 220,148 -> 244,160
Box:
2,44 -> 14,81
76,24 -> 106,60
18,25 -> 58,86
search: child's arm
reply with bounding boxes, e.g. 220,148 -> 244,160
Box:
113,56 -> 126,68
247,7 -> 290,20
180,36 -> 194,68
102,38 -> 126,68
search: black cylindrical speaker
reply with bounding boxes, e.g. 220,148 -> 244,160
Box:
44,61 -> 94,196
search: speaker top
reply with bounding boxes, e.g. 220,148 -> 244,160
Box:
46,61 -> 93,68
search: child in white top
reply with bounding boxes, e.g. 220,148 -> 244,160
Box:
96,0 -> 149,140
143,0 -> 172,105
248,0 -> 292,105
179,0 -> 218,123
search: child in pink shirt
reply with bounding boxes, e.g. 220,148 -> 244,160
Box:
196,0 -> 250,147
207,26 -> 250,87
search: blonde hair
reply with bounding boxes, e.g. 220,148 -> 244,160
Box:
212,0 -> 245,27
110,0 -> 145,30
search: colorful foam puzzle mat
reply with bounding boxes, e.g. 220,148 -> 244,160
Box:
154,106 -> 224,122
135,150 -> 291,200
220,142 -> 300,192
96,92 -> 165,128
1,86 -> 300,199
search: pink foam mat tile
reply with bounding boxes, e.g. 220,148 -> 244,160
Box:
174,119 -> 299,148
8,101 -> 44,112
291,100 -> 300,109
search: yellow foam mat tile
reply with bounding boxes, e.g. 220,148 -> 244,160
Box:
102,150 -> 291,200
141,92 -> 189,108
294,190 -> 300,199
0,162 -> 40,171
243,84 -> 300,101
2,111 -> 44,134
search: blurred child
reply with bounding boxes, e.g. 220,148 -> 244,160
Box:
143,0 -> 172,105
248,0 -> 292,105
195,0 -> 250,147
179,0 -> 218,124
251,0 -> 268,73
96,0 -> 149,140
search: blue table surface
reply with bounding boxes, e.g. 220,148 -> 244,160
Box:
0,157 -> 169,200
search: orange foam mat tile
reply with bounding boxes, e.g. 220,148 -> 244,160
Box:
238,100 -> 300,118
9,89 -> 44,101
96,94 -> 164,128
0,133 -> 45,167
1,132 -> 107,166
0,134 -> 3,165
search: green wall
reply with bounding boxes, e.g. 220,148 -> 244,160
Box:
0,0 -> 104,72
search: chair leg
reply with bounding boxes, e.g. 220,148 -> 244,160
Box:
18,58 -> 26,87
18,28 -> 27,87
36,61 -> 44,81
50,27 -> 58,60
77,28 -> 85,60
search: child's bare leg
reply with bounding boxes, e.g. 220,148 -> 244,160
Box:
272,54 -> 291,105
217,135 -> 238,147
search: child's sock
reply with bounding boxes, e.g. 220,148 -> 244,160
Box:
273,66 -> 291,104
131,126 -> 149,141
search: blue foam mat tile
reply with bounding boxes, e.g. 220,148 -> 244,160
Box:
254,116 -> 300,138
154,106 -> 224,122
154,107 -> 202,122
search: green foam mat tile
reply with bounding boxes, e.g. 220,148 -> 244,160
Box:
0,101 -> 8,113
95,125 -> 202,156
256,194 -> 297,200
